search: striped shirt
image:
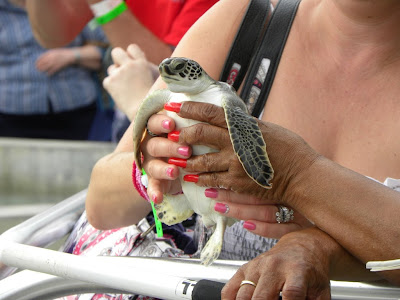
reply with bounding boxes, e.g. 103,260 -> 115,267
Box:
0,0 -> 107,114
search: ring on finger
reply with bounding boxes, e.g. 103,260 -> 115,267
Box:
276,205 -> 294,223
240,280 -> 257,288
146,121 -> 158,137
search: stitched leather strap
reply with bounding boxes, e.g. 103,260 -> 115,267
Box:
219,0 -> 271,91
240,0 -> 301,117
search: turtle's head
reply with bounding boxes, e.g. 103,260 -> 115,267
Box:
159,57 -> 214,94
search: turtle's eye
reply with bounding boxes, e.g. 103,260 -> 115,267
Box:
175,63 -> 185,71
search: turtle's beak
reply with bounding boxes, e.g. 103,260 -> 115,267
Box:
163,64 -> 174,76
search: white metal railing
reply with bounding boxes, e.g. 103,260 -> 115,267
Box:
0,190 -> 400,299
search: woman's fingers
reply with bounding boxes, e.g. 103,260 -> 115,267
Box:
222,229 -> 332,300
178,101 -> 228,128
107,64 -> 118,75
203,188 -> 313,238
204,188 -> 265,205
143,154 -> 179,181
110,47 -> 131,65
243,222 -> 304,239
143,136 -> 192,160
179,122 -> 230,149
126,44 -> 146,60
146,113 -> 176,136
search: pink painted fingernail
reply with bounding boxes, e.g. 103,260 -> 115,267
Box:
152,194 -> 158,204
205,188 -> 218,198
243,221 -> 256,231
178,146 -> 190,157
214,202 -> 229,214
162,119 -> 171,130
166,167 -> 174,178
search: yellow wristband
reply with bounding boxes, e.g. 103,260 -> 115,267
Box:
96,1 -> 128,25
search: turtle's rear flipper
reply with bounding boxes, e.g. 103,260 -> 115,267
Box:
223,99 -> 274,188
155,193 -> 194,225
200,216 -> 227,266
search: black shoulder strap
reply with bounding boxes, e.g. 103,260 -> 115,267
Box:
240,0 -> 301,117
219,0 -> 271,91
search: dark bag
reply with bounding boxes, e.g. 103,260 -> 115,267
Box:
220,0 -> 301,118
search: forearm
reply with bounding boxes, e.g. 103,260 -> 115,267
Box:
86,151 -> 151,230
288,157 -> 400,283
26,0 -> 92,48
100,11 -> 172,64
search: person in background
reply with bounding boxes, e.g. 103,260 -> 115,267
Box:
0,0 -> 109,140
25,0 -> 219,141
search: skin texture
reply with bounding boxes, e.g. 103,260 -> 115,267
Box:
79,0 -> 400,297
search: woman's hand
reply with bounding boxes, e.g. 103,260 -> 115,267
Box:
140,113 -> 193,203
36,48 -> 76,75
205,188 -> 313,239
222,228 -> 332,300
165,101 -> 320,208
103,44 -> 156,120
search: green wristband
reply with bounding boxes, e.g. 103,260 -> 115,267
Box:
96,1 -> 128,25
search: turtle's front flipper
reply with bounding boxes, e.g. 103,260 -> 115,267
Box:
200,216 -> 227,266
155,193 -> 194,225
132,90 -> 172,168
222,97 -> 274,188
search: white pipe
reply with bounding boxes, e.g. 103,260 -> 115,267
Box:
0,204 -> 53,218
0,239 -> 192,300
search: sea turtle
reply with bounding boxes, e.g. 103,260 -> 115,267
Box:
133,57 -> 274,265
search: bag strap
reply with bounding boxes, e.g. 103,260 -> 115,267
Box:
240,0 -> 301,117
219,0 -> 271,91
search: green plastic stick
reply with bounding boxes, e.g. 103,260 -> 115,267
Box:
151,201 -> 164,237
142,169 -> 163,237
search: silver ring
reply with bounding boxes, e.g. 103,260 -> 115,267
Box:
146,127 -> 158,137
276,205 -> 294,223
240,280 -> 257,288
146,121 -> 158,137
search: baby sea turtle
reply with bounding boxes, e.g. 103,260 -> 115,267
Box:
133,57 -> 274,265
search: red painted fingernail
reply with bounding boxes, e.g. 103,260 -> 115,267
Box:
205,188 -> 218,198
166,167 -> 174,178
168,158 -> 187,168
162,119 -> 171,130
214,202 -> 229,214
164,102 -> 182,113
168,131 -> 180,142
178,146 -> 190,157
243,221 -> 256,231
183,174 -> 199,183
152,194 -> 158,204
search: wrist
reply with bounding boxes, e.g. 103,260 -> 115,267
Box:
259,121 -> 321,209
73,48 -> 81,64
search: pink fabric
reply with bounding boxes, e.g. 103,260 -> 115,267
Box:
132,160 -> 150,202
